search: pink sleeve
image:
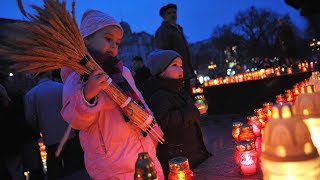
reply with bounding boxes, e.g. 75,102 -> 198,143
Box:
60,72 -> 104,130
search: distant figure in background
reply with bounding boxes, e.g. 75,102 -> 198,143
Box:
277,19 -> 297,67
259,57 -> 273,69
281,57 -> 294,68
132,56 -> 151,92
155,3 -> 195,95
143,50 -> 211,178
24,71 -> 87,180
235,64 -> 245,74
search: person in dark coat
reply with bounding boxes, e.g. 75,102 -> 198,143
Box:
0,74 -> 30,180
155,3 -> 195,95
143,50 -> 211,177
132,56 -> 152,92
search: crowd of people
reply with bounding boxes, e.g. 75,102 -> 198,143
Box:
1,3 -> 211,180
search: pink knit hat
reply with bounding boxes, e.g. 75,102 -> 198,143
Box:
80,9 -> 123,38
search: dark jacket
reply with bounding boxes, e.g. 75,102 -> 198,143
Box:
143,78 -> 210,175
133,66 -> 152,92
155,21 -> 195,80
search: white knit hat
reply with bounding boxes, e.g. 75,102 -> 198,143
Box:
80,9 -> 123,38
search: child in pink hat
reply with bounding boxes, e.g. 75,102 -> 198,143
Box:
60,9 -> 164,180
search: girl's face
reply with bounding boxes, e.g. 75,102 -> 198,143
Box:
160,57 -> 183,79
84,25 -> 123,57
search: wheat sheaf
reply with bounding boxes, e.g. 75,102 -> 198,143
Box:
0,0 -> 164,145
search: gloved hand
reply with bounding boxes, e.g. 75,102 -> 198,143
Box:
83,69 -> 109,102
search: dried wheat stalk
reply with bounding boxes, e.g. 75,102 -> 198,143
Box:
0,0 -> 163,144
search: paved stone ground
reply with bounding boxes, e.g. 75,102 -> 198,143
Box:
194,114 -> 263,180
55,114 -> 264,180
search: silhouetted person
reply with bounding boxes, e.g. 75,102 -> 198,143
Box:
285,0 -> 320,35
235,64 -> 245,74
132,56 -> 151,92
277,19 -> 297,66
0,72 -> 26,180
24,71 -> 86,180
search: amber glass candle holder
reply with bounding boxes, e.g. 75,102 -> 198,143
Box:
276,94 -> 286,105
168,157 -> 194,180
292,84 -> 300,100
232,121 -> 243,142
263,102 -> 273,118
254,108 -> 268,128
285,89 -> 294,104
247,115 -> 262,137
238,124 -> 256,142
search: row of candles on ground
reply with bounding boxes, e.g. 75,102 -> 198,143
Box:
232,103 -> 271,176
202,61 -> 316,87
231,71 -> 320,178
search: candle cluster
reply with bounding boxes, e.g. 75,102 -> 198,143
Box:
231,71 -> 320,177
202,61 -> 316,87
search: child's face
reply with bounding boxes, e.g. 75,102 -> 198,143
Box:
85,25 -> 123,57
160,57 -> 183,79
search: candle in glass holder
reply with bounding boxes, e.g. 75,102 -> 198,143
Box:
310,61 -> 314,69
292,85 -> 320,155
247,116 -> 262,137
263,102 -> 273,118
275,94 -> 286,105
286,67 -> 292,74
261,103 -> 320,179
285,89 -> 294,104
134,152 -> 158,180
194,95 -> 208,115
238,124 -> 256,142
292,84 -> 300,100
275,67 -> 281,76
234,140 -> 256,165
254,108 -> 268,128
302,62 -> 308,72
232,121 -> 243,142
235,141 -> 258,175
168,157 -> 194,180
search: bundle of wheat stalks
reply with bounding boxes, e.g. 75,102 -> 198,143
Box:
0,0 -> 164,144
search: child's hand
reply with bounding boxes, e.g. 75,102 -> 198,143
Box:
194,102 -> 208,115
83,69 -> 109,102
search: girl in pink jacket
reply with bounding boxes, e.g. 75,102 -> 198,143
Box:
60,9 -> 164,179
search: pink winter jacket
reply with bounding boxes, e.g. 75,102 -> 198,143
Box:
60,67 -> 164,180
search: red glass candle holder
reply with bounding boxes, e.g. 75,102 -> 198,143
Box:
232,122 -> 243,142
234,141 -> 258,175
247,116 -> 262,137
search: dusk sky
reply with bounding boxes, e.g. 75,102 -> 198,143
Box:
0,0 -> 307,43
